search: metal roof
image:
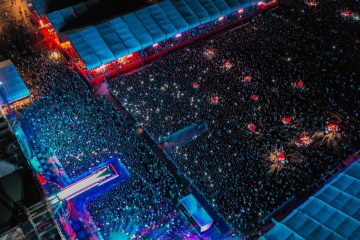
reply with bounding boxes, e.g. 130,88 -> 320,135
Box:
261,160 -> 360,240
0,60 -> 30,105
65,0 -> 252,69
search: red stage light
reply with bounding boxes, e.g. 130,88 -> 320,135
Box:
211,97 -> 219,104
224,60 -> 233,69
342,11 -> 350,16
207,49 -> 215,54
193,82 -> 200,88
251,94 -> 259,100
300,132 -> 312,145
283,117 -> 292,124
297,81 -> 304,87
247,124 -> 257,132
277,152 -> 285,160
244,75 -> 252,82
327,123 -> 338,132
307,0 -> 317,6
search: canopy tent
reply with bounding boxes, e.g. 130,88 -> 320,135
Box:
47,0 -> 99,32
260,160 -> 360,240
179,194 -> 213,232
32,0 -> 48,16
33,0 -> 98,18
0,60 -> 30,105
67,0 -> 253,70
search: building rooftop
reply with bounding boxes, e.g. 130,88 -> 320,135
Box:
261,159 -> 360,240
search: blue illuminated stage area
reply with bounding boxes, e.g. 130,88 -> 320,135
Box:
42,158 -> 131,240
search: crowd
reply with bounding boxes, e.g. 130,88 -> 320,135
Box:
0,4 -> 190,240
1,0 -> 359,238
110,0 -> 360,235
86,146 -> 189,239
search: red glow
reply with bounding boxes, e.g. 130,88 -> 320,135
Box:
283,117 -> 292,124
327,123 -> 338,132
211,97 -> 219,104
300,132 -> 312,145
297,81 -> 304,87
193,82 -> 200,88
36,173 -> 47,185
224,60 -> 233,69
257,1 -> 267,9
277,152 -> 285,160
251,94 -> 259,100
244,75 -> 252,82
248,124 -> 257,132
342,11 -> 350,16
207,49 -> 215,54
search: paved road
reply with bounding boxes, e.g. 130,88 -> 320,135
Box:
0,0 -> 34,30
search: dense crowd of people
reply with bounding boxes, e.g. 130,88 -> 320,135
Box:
1,0 -> 359,238
0,3 -> 191,239
110,0 -> 360,235
16,42 -> 191,240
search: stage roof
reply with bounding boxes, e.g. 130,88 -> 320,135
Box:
0,60 -> 30,105
260,160 -> 360,240
66,0 -> 252,70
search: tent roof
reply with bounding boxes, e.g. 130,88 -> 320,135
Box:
180,194 -> 213,227
66,0 -> 252,70
46,0 -> 98,32
0,60 -> 30,105
32,0 -> 98,17
260,159 -> 360,240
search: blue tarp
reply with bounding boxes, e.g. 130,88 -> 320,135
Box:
260,160 -> 360,240
66,0 -> 252,70
0,60 -> 30,105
